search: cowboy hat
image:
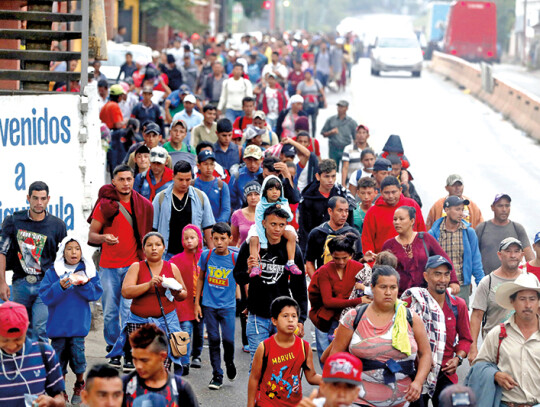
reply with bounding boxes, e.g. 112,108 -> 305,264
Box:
495,273 -> 540,310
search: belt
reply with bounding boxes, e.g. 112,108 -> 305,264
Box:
361,358 -> 416,384
503,403 -> 534,407
25,274 -> 44,284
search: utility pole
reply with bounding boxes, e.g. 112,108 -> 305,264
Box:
270,0 -> 276,33
523,0 -> 527,65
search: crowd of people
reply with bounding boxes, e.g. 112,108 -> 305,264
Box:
1,30 -> 540,407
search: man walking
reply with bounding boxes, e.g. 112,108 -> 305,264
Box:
320,100 -> 357,168
475,193 -> 534,275
468,237 -> 525,363
402,256 -> 472,407
0,181 -> 67,341
88,164 -> 153,368
429,196 -> 484,306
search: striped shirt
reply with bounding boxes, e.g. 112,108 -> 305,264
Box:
0,338 -> 64,406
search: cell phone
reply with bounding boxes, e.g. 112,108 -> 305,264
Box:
451,392 -> 471,407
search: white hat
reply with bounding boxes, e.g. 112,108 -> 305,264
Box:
290,94 -> 304,104
183,94 -> 196,104
149,146 -> 168,164
495,273 -> 540,310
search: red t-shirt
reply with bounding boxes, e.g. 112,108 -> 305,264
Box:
130,260 -> 176,318
257,335 -> 307,407
233,115 -> 253,130
100,101 -> 125,130
524,262 -> 540,281
92,201 -> 138,268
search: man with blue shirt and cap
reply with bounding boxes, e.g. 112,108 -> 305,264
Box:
402,255 -> 472,407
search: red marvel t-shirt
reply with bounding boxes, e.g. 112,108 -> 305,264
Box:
92,201 -> 138,268
100,101 -> 125,130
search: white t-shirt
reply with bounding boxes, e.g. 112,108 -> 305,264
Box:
265,87 -> 279,120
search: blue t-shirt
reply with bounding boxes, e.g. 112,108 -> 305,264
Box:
198,249 -> 238,309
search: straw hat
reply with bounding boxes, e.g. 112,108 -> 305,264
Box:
495,273 -> 540,310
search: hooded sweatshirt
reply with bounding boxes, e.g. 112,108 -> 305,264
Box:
255,175 -> 293,249
381,134 -> 410,169
170,224 -> 203,322
39,236 -> 103,338
361,194 -> 426,254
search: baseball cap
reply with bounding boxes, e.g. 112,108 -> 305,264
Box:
282,144 -> 296,158
357,124 -> 369,133
171,119 -> 187,129
266,71 -> 278,79
243,145 -> 263,160
439,385 -> 476,407
425,255 -> 452,271
443,196 -> 470,209
135,145 -> 150,155
183,94 -> 196,104
244,125 -> 265,141
373,157 -> 392,172
0,301 -> 29,338
149,146 -> 168,164
142,85 -> 154,94
499,237 -> 523,251
493,193 -> 511,205
446,174 -> 464,186
322,352 -> 362,385
337,100 -> 349,107
534,231 -> 540,245
109,84 -> 126,96
253,110 -> 266,121
290,94 -> 304,104
179,84 -> 191,95
198,150 -> 215,163
144,122 -> 161,135
232,128 -> 243,139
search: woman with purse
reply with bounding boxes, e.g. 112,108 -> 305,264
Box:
328,265 -> 432,407
121,231 -> 187,374
381,206 -> 460,296
296,68 -> 326,138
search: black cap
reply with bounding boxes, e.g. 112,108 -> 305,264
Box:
197,150 -> 215,163
425,255 -> 452,271
443,196 -> 470,209
135,144 -> 150,155
144,122 -> 161,135
281,144 -> 296,158
373,157 -> 392,172
166,54 -> 176,64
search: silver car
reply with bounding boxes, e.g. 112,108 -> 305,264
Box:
370,35 -> 423,77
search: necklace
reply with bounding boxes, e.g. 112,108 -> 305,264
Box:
401,242 -> 413,258
171,193 -> 188,212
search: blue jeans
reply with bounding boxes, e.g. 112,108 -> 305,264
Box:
246,313 -> 276,363
51,337 -> 86,375
266,117 -> 277,132
100,267 -> 132,347
314,320 -> 339,369
225,109 -> 243,123
203,306 -> 235,378
191,317 -> 204,360
316,71 -> 329,87
179,320 -> 193,366
11,278 -> 48,341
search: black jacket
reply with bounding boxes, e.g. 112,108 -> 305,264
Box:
275,108 -> 307,139
298,180 -> 356,254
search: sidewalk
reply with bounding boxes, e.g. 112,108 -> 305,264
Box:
491,63 -> 540,99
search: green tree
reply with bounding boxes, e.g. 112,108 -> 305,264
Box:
140,0 -> 206,33
495,0 -> 515,51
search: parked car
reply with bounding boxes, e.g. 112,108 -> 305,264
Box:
99,41 -> 152,83
370,34 -> 423,77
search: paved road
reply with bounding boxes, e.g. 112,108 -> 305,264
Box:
491,63 -> 540,99
65,56 -> 540,405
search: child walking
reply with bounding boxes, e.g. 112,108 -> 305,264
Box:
195,222 -> 239,390
248,175 -> 301,277
39,236 -> 103,405
170,224 -> 204,376
248,296 -> 321,407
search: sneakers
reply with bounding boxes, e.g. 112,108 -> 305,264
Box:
71,380 -> 85,405
226,363 -> 237,381
109,356 -> 121,367
285,263 -> 302,275
242,344 -> 250,353
182,365 -> 190,376
249,266 -> 262,278
123,360 -> 135,372
208,376 -> 223,390
191,357 -> 202,368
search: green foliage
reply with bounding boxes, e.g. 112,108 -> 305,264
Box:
139,0 -> 207,33
494,0 -> 515,51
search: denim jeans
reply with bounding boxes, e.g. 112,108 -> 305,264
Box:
100,266 -> 132,347
51,336 -> 86,375
225,109 -> 243,124
316,71 -> 329,87
11,278 -> 48,341
246,313 -> 276,363
314,320 -> 339,369
179,320 -> 193,366
191,317 -> 204,360
266,117 -> 277,132
203,306 -> 235,378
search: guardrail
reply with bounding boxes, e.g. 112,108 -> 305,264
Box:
430,51 -> 540,139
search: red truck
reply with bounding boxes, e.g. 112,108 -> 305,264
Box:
443,1 -> 497,62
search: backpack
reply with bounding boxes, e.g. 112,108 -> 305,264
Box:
199,248 -> 236,276
352,303 -> 413,332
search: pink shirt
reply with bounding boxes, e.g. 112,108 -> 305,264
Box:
231,209 -> 254,247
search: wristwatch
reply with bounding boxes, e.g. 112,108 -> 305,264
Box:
456,355 -> 464,365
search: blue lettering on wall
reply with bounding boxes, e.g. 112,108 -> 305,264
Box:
14,163 -> 25,191
0,196 -> 76,230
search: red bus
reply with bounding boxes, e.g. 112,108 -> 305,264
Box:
443,1 -> 497,62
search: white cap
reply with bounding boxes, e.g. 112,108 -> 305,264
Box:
183,94 -> 196,104
290,94 -> 304,104
149,146 -> 168,164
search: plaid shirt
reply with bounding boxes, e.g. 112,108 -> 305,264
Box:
439,220 -> 464,283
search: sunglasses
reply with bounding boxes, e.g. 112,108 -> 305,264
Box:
150,152 -> 167,158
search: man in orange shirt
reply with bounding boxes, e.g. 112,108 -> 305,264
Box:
100,84 -> 127,130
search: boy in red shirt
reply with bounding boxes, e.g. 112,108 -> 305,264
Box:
522,232 -> 540,280
248,296 -> 321,407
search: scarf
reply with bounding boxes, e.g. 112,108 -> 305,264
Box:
146,167 -> 174,202
401,287 -> 446,397
53,236 -> 97,279
392,300 -> 412,356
